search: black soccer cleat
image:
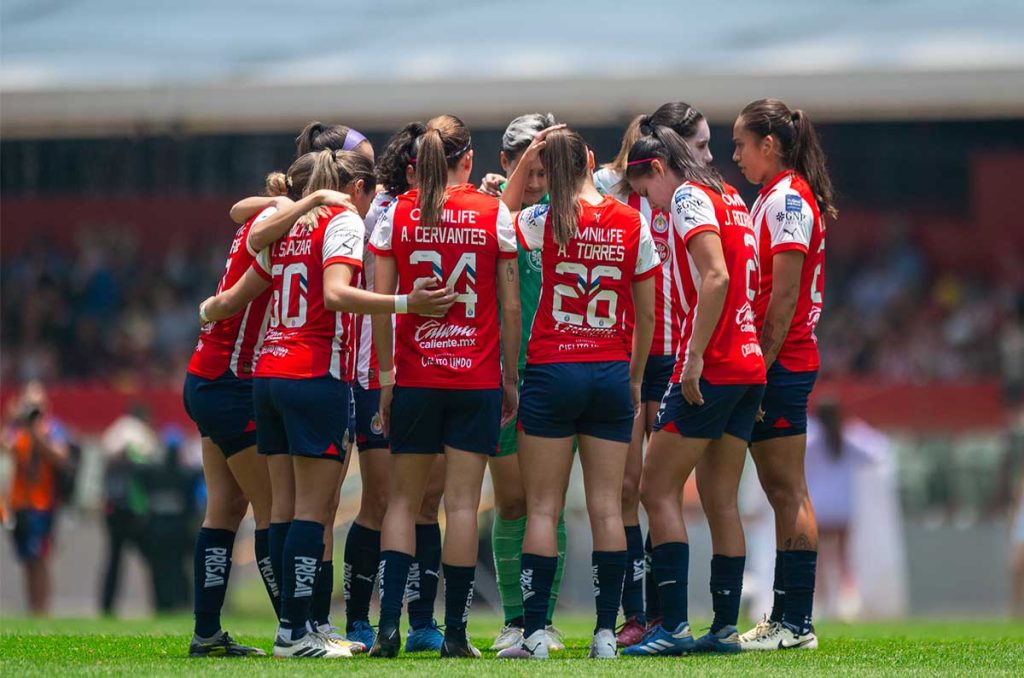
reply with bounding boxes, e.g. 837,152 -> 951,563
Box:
189,631 -> 267,657
440,635 -> 482,658
368,625 -> 401,658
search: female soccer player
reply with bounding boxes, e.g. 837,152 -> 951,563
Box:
343,124 -> 449,653
480,113 -> 571,654
368,115 -> 521,659
202,149 -> 455,659
184,161 -> 313,658
732,99 -> 835,652
620,118 -> 766,657
497,128 -> 659,660
593,105 -> 712,646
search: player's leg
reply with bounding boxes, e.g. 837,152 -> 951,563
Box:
618,412 -> 646,645
488,447 -> 528,648
641,402 -> 663,628
225,448 -> 276,614
311,450 -> 355,648
404,455 -> 445,652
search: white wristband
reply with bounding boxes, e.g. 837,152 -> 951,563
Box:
394,294 -> 409,314
379,370 -> 395,387
200,303 -> 211,324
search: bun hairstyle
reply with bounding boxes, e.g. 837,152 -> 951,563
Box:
501,112 -> 558,158
265,152 -> 318,200
376,122 -> 427,197
295,121 -> 368,157
295,150 -> 376,228
411,114 -> 472,229
738,98 -> 837,219
625,117 -> 724,193
539,128 -> 589,247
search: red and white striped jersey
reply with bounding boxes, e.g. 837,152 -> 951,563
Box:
593,167 -> 679,357
251,206 -> 364,380
668,182 -> 766,385
354,191 -> 394,389
516,195 -> 661,365
368,184 -> 517,389
188,207 -> 276,379
750,170 -> 825,372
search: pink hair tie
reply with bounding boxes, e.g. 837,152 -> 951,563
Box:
626,157 -> 655,166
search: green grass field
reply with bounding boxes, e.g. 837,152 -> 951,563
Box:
1,614 -> 1022,676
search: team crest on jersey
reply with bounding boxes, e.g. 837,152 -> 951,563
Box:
371,412 -> 384,436
655,240 -> 670,264
526,249 -> 543,273
652,213 -> 669,234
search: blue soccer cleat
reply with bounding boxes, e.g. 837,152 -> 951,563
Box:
622,621 -> 694,656
693,625 -> 742,653
404,620 -> 444,653
346,620 -> 376,650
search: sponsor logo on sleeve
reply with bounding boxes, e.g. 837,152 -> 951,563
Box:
785,194 -> 803,212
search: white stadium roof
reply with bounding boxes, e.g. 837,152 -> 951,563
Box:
2,0 -> 1023,137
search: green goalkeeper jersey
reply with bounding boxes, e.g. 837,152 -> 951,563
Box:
510,189 -> 548,372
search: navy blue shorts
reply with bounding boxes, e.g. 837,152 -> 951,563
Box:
750,364 -> 818,443
353,384 -> 388,452
389,386 -> 501,455
253,376 -> 350,462
182,371 -> 256,457
642,355 -> 676,403
12,509 -> 54,561
519,361 -> 633,443
655,380 -> 766,442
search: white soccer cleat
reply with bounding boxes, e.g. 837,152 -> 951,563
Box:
739,617 -> 784,651
316,623 -> 366,654
778,626 -> 818,650
496,629 -> 549,660
589,628 -> 618,659
544,624 -> 566,651
272,630 -> 354,658
490,624 -> 525,651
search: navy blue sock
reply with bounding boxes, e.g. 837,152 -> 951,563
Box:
770,550 -> 785,623
268,521 -> 291,618
593,550 -> 627,632
193,527 -> 235,638
343,522 -> 380,629
652,542 -> 688,630
520,553 -> 558,638
442,563 -> 475,640
782,550 -> 817,634
621,526 -> 645,621
378,550 -> 413,630
644,531 -> 662,619
279,520 -> 324,640
407,523 -> 441,630
311,560 -> 334,627
710,554 -> 745,632
254,528 -> 280,616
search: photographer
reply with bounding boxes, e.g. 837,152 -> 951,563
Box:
2,381 -> 70,615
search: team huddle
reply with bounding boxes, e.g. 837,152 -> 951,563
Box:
184,97 -> 835,660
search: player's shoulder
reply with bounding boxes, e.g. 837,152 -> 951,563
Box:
593,167 -> 623,197
518,202 -> 551,229
673,181 -> 716,211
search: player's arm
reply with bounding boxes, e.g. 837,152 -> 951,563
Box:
247,189 -> 357,252
681,232 -> 730,406
497,257 -> 522,426
629,275 -> 656,415
324,264 -> 455,316
759,251 -> 804,369
372,256 -> 399,437
31,419 -> 69,468
229,196 -> 293,225
500,124 -> 567,210
201,266 -> 271,323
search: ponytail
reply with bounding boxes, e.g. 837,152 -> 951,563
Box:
739,99 -> 837,220
295,150 -> 375,228
377,122 -> 426,196
541,129 -> 588,247
264,171 -> 288,197
410,114 -> 472,229
415,129 -> 448,229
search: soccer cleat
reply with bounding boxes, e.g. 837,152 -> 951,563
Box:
615,616 -> 647,647
739,618 -> 785,651
693,625 -> 742,653
778,624 -> 818,650
544,624 -> 566,651
622,621 -> 694,656
189,630 -> 266,657
405,620 -> 444,653
272,630 -> 353,658
367,625 -> 401,658
589,628 -> 618,659
440,635 -> 482,658
490,623 -> 525,651
346,620 -> 376,649
316,623 -> 366,654
496,629 -> 549,660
